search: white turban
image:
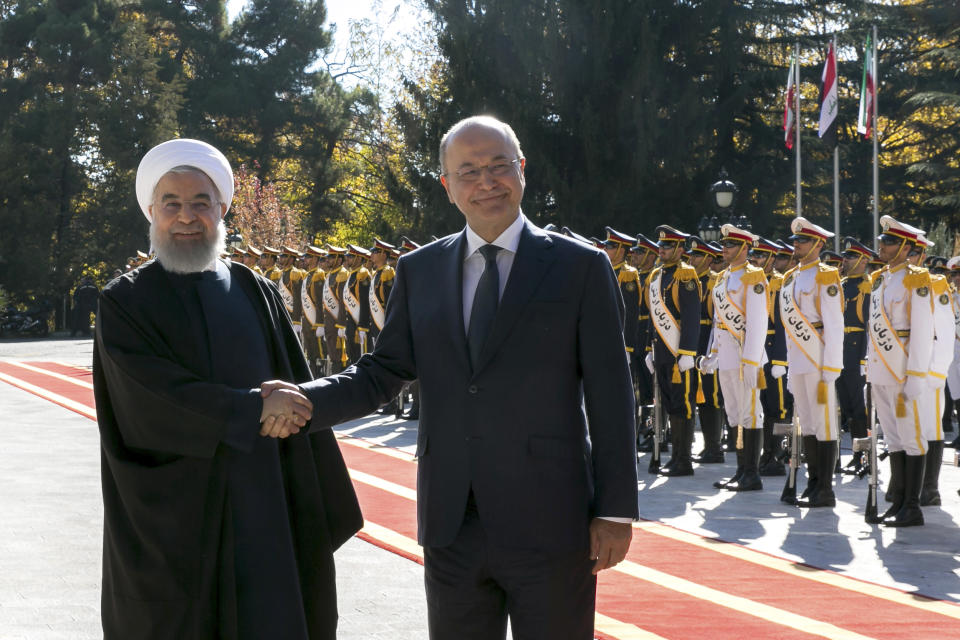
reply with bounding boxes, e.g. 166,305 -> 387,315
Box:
135,138 -> 234,221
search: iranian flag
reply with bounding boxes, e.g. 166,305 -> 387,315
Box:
818,40 -> 838,148
857,33 -> 876,138
784,54 -> 797,149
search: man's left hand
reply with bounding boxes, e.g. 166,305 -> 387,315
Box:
589,518 -> 632,575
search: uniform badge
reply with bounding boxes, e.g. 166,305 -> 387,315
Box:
626,282 -> 636,292
917,286 -> 929,297
826,285 -> 838,297
753,283 -> 764,294
939,293 -> 949,305
684,280 -> 695,291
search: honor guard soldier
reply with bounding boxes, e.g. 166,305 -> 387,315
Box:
603,227 -> 642,411
301,245 -> 327,376
245,246 -> 263,273
837,237 -> 875,474
820,250 -> 842,269
687,236 -> 724,463
700,224 -> 768,491
559,226 -> 593,245
945,257 -> 960,450
709,241 -> 726,272
865,215 -> 935,527
645,225 -> 701,476
779,217 -> 844,508
323,245 -> 349,373
278,246 -> 307,341
340,244 -> 372,365
926,255 -> 956,443
368,239 -> 396,347
396,236 -> 422,420
749,237 -> 790,476
911,243 -> 953,507
260,245 -> 281,280
776,240 -> 797,273
632,233 -> 660,450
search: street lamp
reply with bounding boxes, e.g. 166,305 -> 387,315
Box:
697,213 -> 720,242
226,229 -> 244,250
710,168 -> 738,213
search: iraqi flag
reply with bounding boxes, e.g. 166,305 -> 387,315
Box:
784,54 -> 797,149
818,40 -> 838,148
857,33 -> 876,138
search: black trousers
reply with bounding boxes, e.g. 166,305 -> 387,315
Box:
654,361 -> 697,419
424,495 -> 596,640
760,362 -> 793,423
837,336 -> 867,435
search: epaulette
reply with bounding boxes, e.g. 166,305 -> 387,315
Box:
706,271 -> 719,291
673,262 -> 698,282
815,263 -> 841,287
356,267 -> 371,282
380,265 -> 396,282
858,274 -> 873,295
869,267 -> 885,281
618,264 -> 640,284
335,268 -> 350,283
931,274 -> 949,295
903,265 -> 932,290
768,272 -> 784,294
740,263 -> 767,286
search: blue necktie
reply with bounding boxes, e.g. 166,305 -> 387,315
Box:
467,244 -> 501,368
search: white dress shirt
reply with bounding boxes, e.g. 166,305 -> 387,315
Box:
462,212 -> 525,333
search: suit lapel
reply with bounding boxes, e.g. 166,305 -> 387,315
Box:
473,221 -> 556,375
440,231 -> 472,372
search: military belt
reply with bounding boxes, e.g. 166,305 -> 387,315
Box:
843,327 -> 865,333
700,319 -> 712,326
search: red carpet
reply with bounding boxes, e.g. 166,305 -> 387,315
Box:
4,359 -> 960,639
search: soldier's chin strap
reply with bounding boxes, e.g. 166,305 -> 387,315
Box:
662,245 -> 683,265
797,238 -> 823,264
888,239 -> 908,266
729,241 -> 747,265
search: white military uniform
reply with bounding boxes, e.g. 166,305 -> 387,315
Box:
922,271 -> 955,441
706,260 -> 769,430
945,257 -> 960,397
780,256 -> 844,441
865,261 -> 935,456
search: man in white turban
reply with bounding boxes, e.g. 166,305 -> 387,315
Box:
93,139 -> 362,639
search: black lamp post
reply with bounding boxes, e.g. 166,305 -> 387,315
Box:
226,229 -> 244,250
705,168 -> 749,234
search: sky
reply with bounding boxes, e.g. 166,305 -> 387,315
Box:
226,0 -> 421,54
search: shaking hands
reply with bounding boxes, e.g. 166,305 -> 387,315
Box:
258,380 -> 313,439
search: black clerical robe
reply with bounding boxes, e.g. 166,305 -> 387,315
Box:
93,259 -> 362,640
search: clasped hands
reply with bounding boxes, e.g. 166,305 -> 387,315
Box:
258,380 -> 313,439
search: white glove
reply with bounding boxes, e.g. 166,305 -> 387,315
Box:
860,363 -> 866,377
678,355 -> 695,372
316,326 -> 324,338
644,352 -> 654,373
821,369 -> 841,384
743,364 -> 758,389
293,323 -> 302,335
771,365 -> 786,379
699,354 -> 718,374
337,326 -> 346,339
358,329 -> 368,352
926,373 -> 946,390
903,375 -> 926,400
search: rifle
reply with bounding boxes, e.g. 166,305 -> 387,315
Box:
857,382 -> 882,524
648,366 -> 663,474
779,414 -> 801,504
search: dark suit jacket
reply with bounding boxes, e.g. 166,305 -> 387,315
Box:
302,219 -> 639,552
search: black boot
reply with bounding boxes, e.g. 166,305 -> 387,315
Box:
883,454 -> 925,527
694,405 -> 724,463
799,435 -> 819,501
759,417 -> 786,476
727,428 -> 763,491
662,417 -> 694,476
881,451 -> 906,520
797,440 -> 837,507
660,415 -> 682,473
920,440 -> 943,506
714,425 -> 744,488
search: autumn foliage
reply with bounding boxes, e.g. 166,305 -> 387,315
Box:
228,164 -> 303,250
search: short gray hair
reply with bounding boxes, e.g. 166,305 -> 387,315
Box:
439,115 -> 524,175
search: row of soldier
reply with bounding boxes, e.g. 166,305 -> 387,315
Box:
578,215 -> 957,528
123,215 -> 957,528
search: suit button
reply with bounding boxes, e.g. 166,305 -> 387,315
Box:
468,385 -> 478,394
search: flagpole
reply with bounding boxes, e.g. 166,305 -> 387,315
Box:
871,25 -> 879,248
832,34 -> 840,251
795,41 -> 802,219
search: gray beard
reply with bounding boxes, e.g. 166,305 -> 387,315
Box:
150,221 -> 226,274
